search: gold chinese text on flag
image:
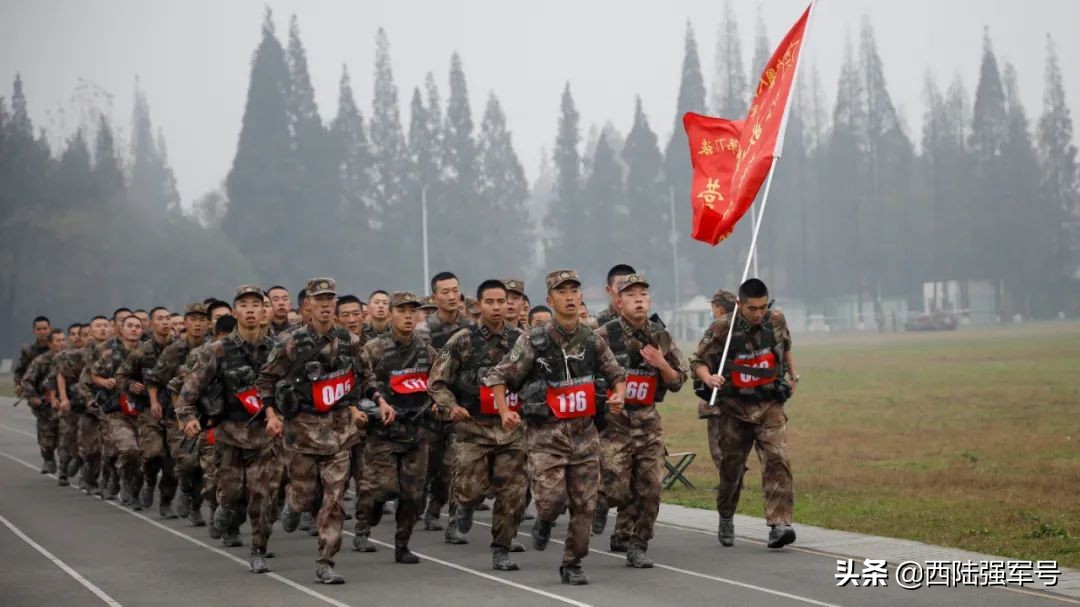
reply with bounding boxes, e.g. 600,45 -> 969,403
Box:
684,4 -> 811,245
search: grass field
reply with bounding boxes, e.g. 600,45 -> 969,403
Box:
661,321 -> 1080,568
3,323 -> 1078,566
0,373 -> 14,398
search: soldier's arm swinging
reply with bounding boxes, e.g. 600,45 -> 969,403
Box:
56,372 -> 70,411
492,384 -> 520,431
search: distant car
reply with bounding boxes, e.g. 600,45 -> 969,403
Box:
905,311 -> 958,331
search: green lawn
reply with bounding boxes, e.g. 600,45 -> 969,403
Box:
660,321 -> 1080,567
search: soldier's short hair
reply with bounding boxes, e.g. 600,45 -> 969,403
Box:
67,322 -> 81,332
336,295 -> 362,312
297,285 -> 308,305
528,305 -> 553,322
431,271 -> 459,292
215,315 -> 237,335
112,308 -> 132,320
149,306 -> 170,319
91,315 -> 108,323
267,285 -> 289,296
33,315 -> 51,326
476,279 -> 507,300
50,328 -> 64,337
206,300 -> 232,317
738,278 -> 769,300
606,264 -> 636,286
369,289 -> 389,300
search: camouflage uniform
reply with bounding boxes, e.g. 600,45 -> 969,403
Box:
256,282 -> 373,569
117,335 -> 178,507
20,351 -> 59,464
429,321 -> 527,553
593,275 -> 689,554
355,308 -> 438,551
90,339 -> 142,494
690,308 -> 795,527
485,270 -> 627,572
13,341 -> 50,397
147,331 -> 206,511
594,305 -> 619,329
360,320 -> 390,342
268,319 -> 295,339
415,310 -> 471,526
73,342 -> 107,491
52,348 -> 89,480
175,327 -> 282,557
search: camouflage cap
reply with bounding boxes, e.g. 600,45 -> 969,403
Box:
306,277 -> 337,297
233,284 -> 264,302
184,302 -> 208,317
502,278 -> 526,295
419,295 -> 438,310
711,289 -> 738,312
615,273 -> 650,293
390,291 -> 422,309
545,269 -> 581,291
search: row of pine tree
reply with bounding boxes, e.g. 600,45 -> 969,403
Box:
2,8 -> 1078,351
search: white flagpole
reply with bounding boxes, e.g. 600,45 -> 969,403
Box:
708,1 -> 817,408
422,186 -> 429,291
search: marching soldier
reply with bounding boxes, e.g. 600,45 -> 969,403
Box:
20,329 -> 65,473
416,272 -> 471,534
428,280 -> 528,570
485,269 -> 627,585
147,303 -> 209,525
90,315 -> 146,507
117,306 -> 179,517
266,286 -> 294,336
13,315 -> 52,399
593,273 -> 688,567
258,278 -> 376,584
595,264 -> 636,327
353,291 -> 436,563
175,286 -> 282,572
502,278 -> 529,331
53,327 -> 95,486
361,290 -> 392,340
690,278 -> 798,549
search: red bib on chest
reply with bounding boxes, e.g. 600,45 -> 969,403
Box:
120,393 -> 138,417
312,369 -> 355,412
624,368 -> 659,406
730,349 -> 778,389
545,376 -> 596,419
389,369 -> 428,395
234,386 -> 263,416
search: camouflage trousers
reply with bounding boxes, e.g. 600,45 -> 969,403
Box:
136,410 -> 178,503
77,411 -> 104,486
217,441 -> 283,555
349,439 -> 367,522
355,435 -> 429,547
525,417 -> 600,568
454,418 -> 527,551
598,424 -> 664,551
421,422 -> 455,520
56,409 -> 81,474
107,413 -> 140,482
707,403 -> 793,526
200,430 -> 219,511
169,424 -> 214,509
285,448 -> 352,565
30,403 -> 59,460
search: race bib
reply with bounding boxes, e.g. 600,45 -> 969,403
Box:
312,369 -> 355,413
120,393 -> 139,417
479,385 -> 520,416
731,349 -> 778,388
205,428 -> 216,445
234,386 -> 263,416
545,376 -> 596,420
624,368 -> 659,406
389,369 -> 429,395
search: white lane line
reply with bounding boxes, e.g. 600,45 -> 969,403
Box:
0,511 -> 123,606
0,448 -> 352,607
0,421 -> 37,438
344,530 -> 593,607
476,520 -> 842,607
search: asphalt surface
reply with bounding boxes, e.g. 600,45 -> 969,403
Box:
0,397 -> 1073,607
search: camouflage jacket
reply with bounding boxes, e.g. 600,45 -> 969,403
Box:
595,316 -> 688,432
690,309 -> 791,418
594,305 -> 619,328
360,321 -> 391,342
416,312 -> 472,350
90,338 -> 136,384
484,320 -> 626,399
364,329 -> 438,411
13,341 -> 50,394
19,351 -> 56,401
76,341 -> 106,405
175,331 -> 274,449
51,347 -> 88,403
268,319 -> 295,339
257,322 -> 372,455
117,336 -> 175,407
428,322 -> 521,419
145,336 -> 206,412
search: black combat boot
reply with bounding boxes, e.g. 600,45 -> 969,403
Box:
560,565 -> 589,585
532,519 -> 552,551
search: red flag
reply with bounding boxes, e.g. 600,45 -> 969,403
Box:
685,4 -> 811,245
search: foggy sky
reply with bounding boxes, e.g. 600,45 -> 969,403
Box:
2,0 -> 1078,208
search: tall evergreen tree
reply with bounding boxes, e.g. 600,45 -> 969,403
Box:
710,0 -> 748,119
329,65 -> 373,284
581,133 -> 626,282
624,97 -> 673,301
129,82 -> 180,213
544,84 -> 585,274
223,9 -> 293,283
663,23 -> 708,294
93,115 -> 125,205
1037,35 -> 1079,299
368,28 -> 413,287
406,85 -> 439,287
750,8 -> 771,91
477,92 -> 533,275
